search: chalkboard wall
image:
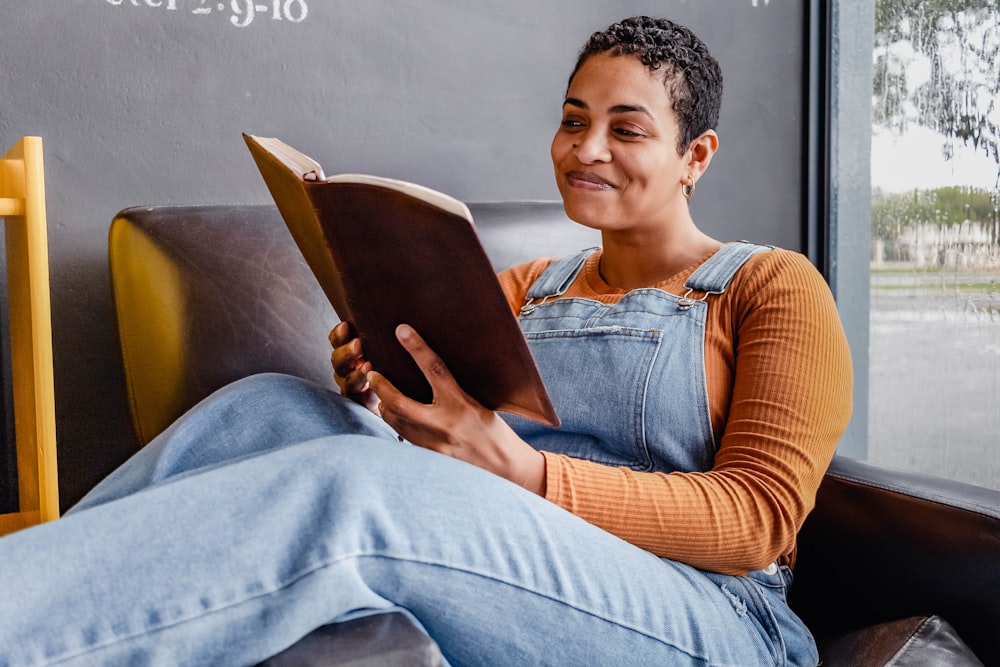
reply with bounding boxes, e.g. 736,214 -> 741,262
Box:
1,0 -> 811,507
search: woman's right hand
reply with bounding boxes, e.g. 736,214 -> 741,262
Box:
329,321 -> 380,414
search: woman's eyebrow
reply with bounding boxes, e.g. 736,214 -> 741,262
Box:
562,98 -> 653,119
609,104 -> 652,118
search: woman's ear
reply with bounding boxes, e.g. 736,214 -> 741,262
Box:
687,130 -> 719,182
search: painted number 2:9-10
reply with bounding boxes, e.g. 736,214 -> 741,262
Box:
105,0 -> 309,28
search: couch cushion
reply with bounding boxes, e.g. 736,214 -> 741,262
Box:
819,615 -> 983,666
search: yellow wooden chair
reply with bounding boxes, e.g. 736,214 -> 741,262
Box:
0,136 -> 58,536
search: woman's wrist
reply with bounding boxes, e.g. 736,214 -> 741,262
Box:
521,448 -> 547,496
504,439 -> 546,496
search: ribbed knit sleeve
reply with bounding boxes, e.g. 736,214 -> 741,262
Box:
497,249 -> 853,575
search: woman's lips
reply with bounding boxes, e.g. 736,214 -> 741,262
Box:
566,171 -> 614,191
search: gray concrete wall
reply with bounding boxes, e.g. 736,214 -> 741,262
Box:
1,1 -> 811,506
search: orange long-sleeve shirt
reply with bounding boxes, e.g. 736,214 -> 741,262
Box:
498,247 -> 853,575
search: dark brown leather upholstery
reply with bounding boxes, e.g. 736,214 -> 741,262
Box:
108,203 -> 999,665
817,615 -> 983,666
791,456 -> 1000,665
109,205 -> 339,445
258,612 -> 444,667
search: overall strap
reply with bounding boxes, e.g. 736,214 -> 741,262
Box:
525,248 -> 600,300
678,242 -> 772,310
521,243 -> 770,313
686,242 -> 771,294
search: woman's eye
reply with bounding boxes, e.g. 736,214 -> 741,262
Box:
560,118 -> 585,129
614,126 -> 644,138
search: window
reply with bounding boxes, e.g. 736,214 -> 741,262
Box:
868,1 -> 999,489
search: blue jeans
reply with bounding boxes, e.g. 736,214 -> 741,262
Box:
0,374 -> 818,666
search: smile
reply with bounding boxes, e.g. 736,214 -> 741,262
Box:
566,171 -> 614,191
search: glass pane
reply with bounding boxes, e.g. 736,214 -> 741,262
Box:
870,1 -> 1000,490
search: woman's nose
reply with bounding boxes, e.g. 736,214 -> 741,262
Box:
573,129 -> 612,164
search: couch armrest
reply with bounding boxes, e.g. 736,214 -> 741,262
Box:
109,205 -> 339,445
790,455 -> 1000,664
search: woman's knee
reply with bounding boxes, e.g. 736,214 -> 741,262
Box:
149,374 -> 391,476
195,373 -> 385,437
209,372 -> 328,411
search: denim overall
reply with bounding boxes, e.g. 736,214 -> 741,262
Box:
506,242 -> 769,475
0,247 -> 820,666
502,241 -> 819,665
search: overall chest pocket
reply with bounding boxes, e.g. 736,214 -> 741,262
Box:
520,326 -> 664,470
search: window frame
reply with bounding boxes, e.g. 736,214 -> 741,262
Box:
812,0 -> 873,459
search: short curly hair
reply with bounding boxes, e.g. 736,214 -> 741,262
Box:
568,16 -> 723,154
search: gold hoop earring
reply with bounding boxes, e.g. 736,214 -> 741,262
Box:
681,176 -> 695,200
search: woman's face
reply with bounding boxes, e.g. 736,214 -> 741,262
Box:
551,52 -> 695,233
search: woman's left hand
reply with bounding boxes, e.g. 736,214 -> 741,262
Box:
368,324 -> 547,495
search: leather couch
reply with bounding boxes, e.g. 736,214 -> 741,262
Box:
108,203 -> 999,666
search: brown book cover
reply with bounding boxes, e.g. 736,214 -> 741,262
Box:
244,133 -> 559,427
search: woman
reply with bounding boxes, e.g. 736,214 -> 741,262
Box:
0,16 -> 851,666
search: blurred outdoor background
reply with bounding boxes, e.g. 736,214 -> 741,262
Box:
869,0 -> 999,489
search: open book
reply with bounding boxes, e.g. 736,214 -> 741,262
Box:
244,134 -> 559,427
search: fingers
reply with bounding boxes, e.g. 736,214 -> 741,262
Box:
328,321 -> 351,347
331,323 -> 453,395
331,338 -> 366,382
331,322 -> 468,435
342,362 -> 373,396
329,322 -> 356,363
368,324 -> 468,444
368,370 -> 403,417
329,322 -> 380,415
329,322 -> 364,377
366,326 -> 435,442
394,324 -> 458,390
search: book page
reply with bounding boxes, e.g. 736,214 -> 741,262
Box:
247,135 -> 471,221
248,135 -> 326,181
325,173 -> 472,222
